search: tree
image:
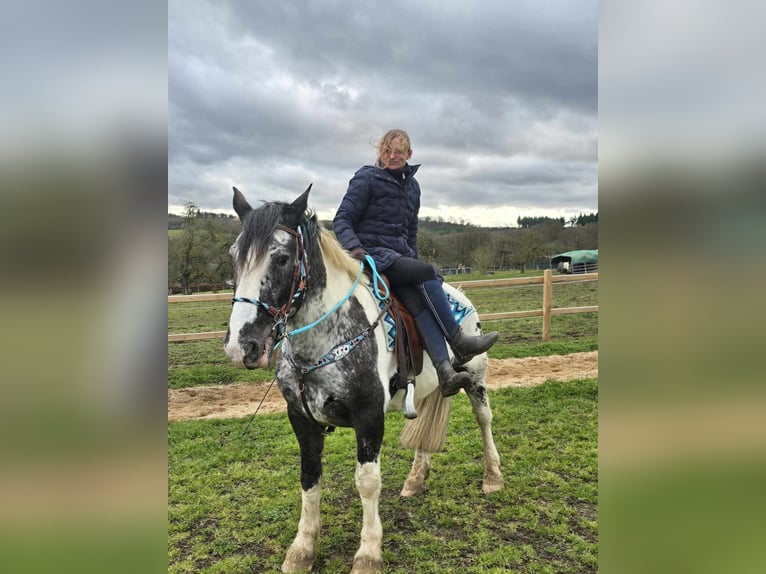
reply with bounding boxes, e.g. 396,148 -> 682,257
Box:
493,233 -> 518,270
417,229 -> 438,264
517,230 -> 547,273
437,229 -> 491,267
471,242 -> 496,272
575,212 -> 598,226
168,203 -> 240,293
517,215 -> 565,229
168,202 -> 208,294
201,217 -> 237,286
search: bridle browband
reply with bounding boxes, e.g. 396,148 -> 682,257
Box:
231,224 -> 310,341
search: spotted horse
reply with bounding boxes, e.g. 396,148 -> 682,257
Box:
224,185 -> 503,573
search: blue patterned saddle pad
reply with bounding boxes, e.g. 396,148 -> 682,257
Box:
367,285 -> 475,352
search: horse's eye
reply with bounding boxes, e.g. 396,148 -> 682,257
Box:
275,254 -> 290,266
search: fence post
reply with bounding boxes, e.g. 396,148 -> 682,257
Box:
542,269 -> 552,341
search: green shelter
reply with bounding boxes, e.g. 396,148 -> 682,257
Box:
551,250 -> 598,274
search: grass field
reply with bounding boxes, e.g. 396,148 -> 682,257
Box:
168,269 -> 599,572
167,270 -> 598,389
168,378 -> 598,573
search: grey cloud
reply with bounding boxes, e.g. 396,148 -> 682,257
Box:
169,0 -> 597,222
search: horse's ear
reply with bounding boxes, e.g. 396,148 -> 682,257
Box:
232,186 -> 252,221
287,183 -> 312,218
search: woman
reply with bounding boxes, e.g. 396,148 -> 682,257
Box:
333,129 -> 499,397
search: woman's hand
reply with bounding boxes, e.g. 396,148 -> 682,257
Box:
349,247 -> 367,262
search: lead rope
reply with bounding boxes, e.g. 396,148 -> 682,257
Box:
237,377 -> 279,439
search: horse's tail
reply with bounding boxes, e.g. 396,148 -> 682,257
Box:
399,391 -> 451,453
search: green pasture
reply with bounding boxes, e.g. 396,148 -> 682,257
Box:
168,378 -> 598,573
167,271 -> 598,389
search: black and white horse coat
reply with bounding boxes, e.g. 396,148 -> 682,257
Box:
224,186 -> 503,574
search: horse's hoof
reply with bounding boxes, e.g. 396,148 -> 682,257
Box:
400,483 -> 426,497
482,476 -> 504,494
282,549 -> 314,572
350,555 -> 383,574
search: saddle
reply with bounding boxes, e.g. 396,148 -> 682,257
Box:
389,291 -> 425,390
366,272 -> 425,397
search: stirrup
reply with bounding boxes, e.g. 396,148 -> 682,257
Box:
402,381 -> 417,419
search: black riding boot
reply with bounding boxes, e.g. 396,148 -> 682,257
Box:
418,280 -> 500,366
448,330 -> 500,366
414,310 -> 471,397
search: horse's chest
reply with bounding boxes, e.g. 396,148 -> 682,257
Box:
276,345 -> 385,427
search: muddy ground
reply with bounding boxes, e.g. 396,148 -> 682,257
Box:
168,351 -> 598,422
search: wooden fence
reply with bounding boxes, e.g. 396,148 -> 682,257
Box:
168,270 -> 598,343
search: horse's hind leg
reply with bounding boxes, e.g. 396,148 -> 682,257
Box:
464,373 -> 504,494
282,411 -> 325,573
350,415 -> 385,574
401,450 -> 431,497
399,390 -> 451,497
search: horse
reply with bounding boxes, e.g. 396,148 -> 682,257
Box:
223,185 -> 503,574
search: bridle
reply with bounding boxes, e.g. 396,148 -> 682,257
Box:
231,224 -> 310,342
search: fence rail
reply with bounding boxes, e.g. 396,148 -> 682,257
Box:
168,270 -> 598,343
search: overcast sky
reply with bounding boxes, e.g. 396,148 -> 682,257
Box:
169,0 -> 597,227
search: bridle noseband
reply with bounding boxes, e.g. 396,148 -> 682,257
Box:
231,224 -> 310,341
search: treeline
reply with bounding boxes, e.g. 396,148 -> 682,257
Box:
416,220 -> 597,272
168,203 -> 240,294
168,204 -> 598,292
517,213 -> 598,228
418,216 -> 480,235
168,211 -> 238,230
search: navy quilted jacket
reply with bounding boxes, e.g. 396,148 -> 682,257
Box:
333,163 -> 421,272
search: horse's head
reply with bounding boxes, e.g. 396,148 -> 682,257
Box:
224,184 -> 314,369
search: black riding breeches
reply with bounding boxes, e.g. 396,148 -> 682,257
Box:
384,257 -> 441,315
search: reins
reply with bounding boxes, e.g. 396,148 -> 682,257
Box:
280,258 -> 366,340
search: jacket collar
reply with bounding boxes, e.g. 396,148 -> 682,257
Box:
373,163 -> 420,179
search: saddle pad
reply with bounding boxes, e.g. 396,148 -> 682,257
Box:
367,284 -> 475,352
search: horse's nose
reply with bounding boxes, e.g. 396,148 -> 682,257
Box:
242,339 -> 261,369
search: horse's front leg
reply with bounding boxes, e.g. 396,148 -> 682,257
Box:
351,414 -> 385,574
282,409 -> 325,573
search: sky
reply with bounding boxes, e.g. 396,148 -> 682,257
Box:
168,0 -> 598,227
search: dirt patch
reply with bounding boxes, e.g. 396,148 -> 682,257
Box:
486,351 -> 598,389
168,351 -> 598,422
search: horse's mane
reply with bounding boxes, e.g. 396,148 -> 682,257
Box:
236,201 -> 283,271
318,226 -> 361,281
236,199 -> 360,282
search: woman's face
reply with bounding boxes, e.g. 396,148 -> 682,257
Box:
380,138 -> 412,170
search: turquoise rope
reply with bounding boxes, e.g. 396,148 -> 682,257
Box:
365,254 -> 390,301
284,260 -> 366,338
273,255 -> 391,352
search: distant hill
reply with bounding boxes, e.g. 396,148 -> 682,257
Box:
168,213 -> 184,230
318,216 -> 513,235
169,211 -> 238,231
171,212 -> 592,235
418,217 -> 477,235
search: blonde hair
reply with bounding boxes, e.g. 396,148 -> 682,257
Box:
375,129 -> 411,167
